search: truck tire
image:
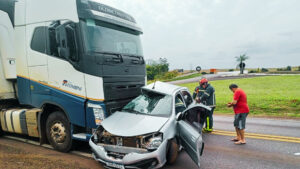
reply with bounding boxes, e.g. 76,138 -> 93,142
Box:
0,125 -> 3,136
166,138 -> 179,165
46,111 -> 72,152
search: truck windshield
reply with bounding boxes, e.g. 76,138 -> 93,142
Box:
80,19 -> 143,56
122,91 -> 172,117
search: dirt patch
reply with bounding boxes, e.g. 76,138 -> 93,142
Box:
0,138 -> 103,169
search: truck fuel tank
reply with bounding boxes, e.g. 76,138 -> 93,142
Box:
0,108 -> 40,137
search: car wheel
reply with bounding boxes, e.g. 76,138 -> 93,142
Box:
166,139 -> 179,164
46,111 -> 72,152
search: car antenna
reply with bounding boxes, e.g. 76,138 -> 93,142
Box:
152,80 -> 157,89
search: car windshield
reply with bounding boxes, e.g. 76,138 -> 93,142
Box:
122,90 -> 172,117
80,19 -> 143,56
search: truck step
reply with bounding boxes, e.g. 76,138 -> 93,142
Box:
72,133 -> 87,141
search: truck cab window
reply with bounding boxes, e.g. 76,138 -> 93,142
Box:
30,27 -> 46,54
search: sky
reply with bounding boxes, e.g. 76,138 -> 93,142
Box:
99,0 -> 300,70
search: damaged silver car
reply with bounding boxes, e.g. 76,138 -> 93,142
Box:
89,81 -> 211,169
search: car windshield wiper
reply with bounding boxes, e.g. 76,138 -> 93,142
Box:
122,108 -> 141,114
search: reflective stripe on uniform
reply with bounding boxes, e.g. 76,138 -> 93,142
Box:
206,117 -> 209,130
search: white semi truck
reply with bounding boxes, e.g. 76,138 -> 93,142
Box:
0,0 -> 146,152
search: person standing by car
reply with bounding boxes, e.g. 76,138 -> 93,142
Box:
227,84 -> 249,145
193,78 -> 216,132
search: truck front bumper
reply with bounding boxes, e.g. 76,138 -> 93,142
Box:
89,137 -> 168,169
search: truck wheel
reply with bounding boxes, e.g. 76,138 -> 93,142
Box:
0,125 -> 3,136
166,139 -> 179,164
46,111 -> 72,152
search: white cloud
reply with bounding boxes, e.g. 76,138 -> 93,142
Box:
98,0 -> 300,69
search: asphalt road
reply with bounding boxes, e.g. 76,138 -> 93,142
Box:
1,115 -> 300,169
165,115 -> 300,169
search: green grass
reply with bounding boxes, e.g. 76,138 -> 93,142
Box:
180,75 -> 300,118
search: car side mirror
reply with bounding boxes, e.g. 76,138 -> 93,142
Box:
176,112 -> 183,121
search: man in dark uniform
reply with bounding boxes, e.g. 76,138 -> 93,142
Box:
193,78 -> 216,132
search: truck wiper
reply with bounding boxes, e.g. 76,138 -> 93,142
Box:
122,54 -> 144,64
94,51 -> 123,63
123,54 -> 143,58
94,51 -> 122,56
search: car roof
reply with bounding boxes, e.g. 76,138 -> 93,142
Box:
142,81 -> 188,95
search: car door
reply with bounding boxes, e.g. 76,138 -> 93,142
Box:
177,104 -> 211,167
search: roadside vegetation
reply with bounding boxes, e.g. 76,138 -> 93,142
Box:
180,75 -> 300,118
146,58 -> 179,83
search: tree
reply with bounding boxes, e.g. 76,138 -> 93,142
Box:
146,58 -> 170,80
235,54 -> 249,74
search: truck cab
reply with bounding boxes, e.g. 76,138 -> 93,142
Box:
0,0 -> 146,152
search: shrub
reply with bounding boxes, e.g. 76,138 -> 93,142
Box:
286,66 -> 292,71
277,68 -> 284,71
228,69 -> 234,72
162,71 -> 179,80
261,68 -> 269,72
249,70 -> 258,73
298,66 -> 300,71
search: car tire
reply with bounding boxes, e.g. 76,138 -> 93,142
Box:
46,111 -> 72,152
166,139 -> 179,164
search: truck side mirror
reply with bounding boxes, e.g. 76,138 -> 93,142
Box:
56,25 -> 70,58
65,24 -> 79,62
55,22 -> 78,62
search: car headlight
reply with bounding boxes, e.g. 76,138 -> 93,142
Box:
88,103 -> 105,125
145,133 -> 163,150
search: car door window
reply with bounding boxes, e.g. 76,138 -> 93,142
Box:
181,90 -> 193,107
175,94 -> 186,114
183,107 -> 207,132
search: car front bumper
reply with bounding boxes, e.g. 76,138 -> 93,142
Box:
89,137 -> 168,169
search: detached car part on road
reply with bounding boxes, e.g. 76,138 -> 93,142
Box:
89,82 -> 211,169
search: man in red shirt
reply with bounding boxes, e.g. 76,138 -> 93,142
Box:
227,84 -> 249,145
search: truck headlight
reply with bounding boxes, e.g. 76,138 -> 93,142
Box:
88,103 -> 105,125
145,133 -> 163,150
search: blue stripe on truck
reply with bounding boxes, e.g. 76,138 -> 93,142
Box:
17,76 -> 93,128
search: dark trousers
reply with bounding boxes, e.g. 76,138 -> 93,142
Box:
205,107 -> 215,130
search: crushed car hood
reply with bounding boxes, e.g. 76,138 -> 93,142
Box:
101,112 -> 169,137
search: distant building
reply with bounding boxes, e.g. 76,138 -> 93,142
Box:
176,69 -> 184,73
